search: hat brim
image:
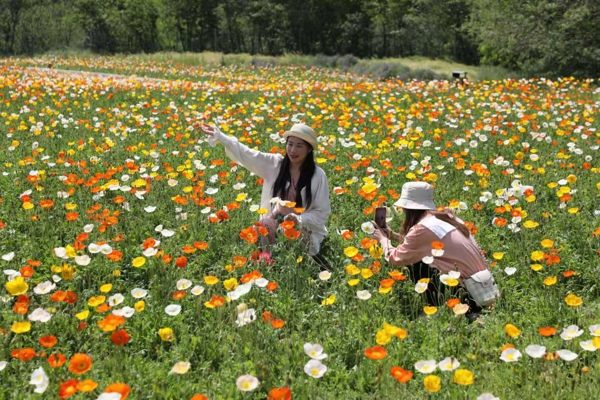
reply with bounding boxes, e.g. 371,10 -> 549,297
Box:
393,198 -> 436,210
283,131 -> 318,150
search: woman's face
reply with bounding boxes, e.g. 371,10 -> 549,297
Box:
286,136 -> 312,167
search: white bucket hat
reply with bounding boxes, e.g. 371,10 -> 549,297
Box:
283,124 -> 318,150
393,182 -> 436,210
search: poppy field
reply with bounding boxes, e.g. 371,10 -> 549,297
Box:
1,56 -> 600,399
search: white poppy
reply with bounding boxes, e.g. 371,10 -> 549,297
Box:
1,252 -> 15,262
160,229 -> 175,237
29,367 -> 49,394
236,374 -> 259,391
191,285 -> 205,296
438,357 -> 460,371
144,206 -> 157,213
131,288 -> 147,298
421,256 -> 434,264
560,325 -> 584,341
304,360 -> 327,378
414,360 -> 437,374
236,308 -> 257,327
170,361 -> 191,375
108,294 -> 125,307
556,349 -> 578,361
453,304 -> 470,315
112,307 -> 135,318
83,224 -> 94,233
304,343 -> 328,360
319,271 -> 332,281
97,393 -> 122,400
499,348 -> 522,362
524,345 -> 546,358
143,247 -> 158,257
100,244 -> 113,255
165,304 -> 182,316
0,361 -> 7,371
361,221 -> 375,234
205,188 -> 218,195
254,278 -> 269,288
415,282 -> 428,293
176,279 -> 192,290
28,308 -> 52,322
589,324 -> 600,336
477,394 -> 500,400
88,243 -> 101,254
356,290 -> 371,300
33,281 -> 56,295
504,267 -> 517,275
579,340 -> 597,352
75,255 -> 91,266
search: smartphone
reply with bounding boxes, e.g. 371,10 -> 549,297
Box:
375,207 -> 387,229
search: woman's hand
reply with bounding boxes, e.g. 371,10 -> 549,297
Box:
283,213 -> 300,224
371,222 -> 389,242
194,122 -> 216,137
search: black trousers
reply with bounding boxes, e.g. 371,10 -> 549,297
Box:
407,262 -> 482,314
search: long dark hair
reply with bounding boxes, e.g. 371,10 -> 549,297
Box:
402,208 -> 470,238
272,148 -> 316,209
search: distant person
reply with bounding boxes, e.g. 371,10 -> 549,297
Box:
196,122 -> 331,258
371,182 -> 499,319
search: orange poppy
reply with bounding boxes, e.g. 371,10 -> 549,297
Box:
175,256 -> 188,268
538,327 -> 557,337
446,298 -> 460,308
364,346 -> 388,360
110,330 -> 131,346
390,366 -> 413,383
361,237 -> 377,249
268,386 -> 292,400
283,228 -> 301,240
20,265 -> 34,278
563,270 -> 575,278
380,278 -> 395,288
39,335 -> 58,348
271,319 -> 285,329
69,353 -> 92,375
95,303 -> 111,313
193,241 -> 209,250
239,227 -> 258,244
11,348 -> 37,361
40,200 -> 54,209
181,245 -> 197,254
233,256 -> 247,267
65,212 -> 79,221
76,380 -> 98,392
431,241 -> 444,250
107,250 -> 123,261
241,270 -> 262,284
13,295 -> 30,314
48,353 -> 67,367
262,311 -> 275,324
501,343 -> 516,352
190,395 -> 209,400
59,379 -> 79,399
65,291 -> 78,304
173,291 -> 186,300
267,282 -> 278,291
280,220 -> 295,230
162,254 -> 173,263
27,259 -> 42,267
103,383 -> 130,400
97,315 -> 125,332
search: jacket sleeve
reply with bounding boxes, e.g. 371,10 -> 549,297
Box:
382,224 -> 433,266
208,127 -> 282,179
297,169 -> 331,232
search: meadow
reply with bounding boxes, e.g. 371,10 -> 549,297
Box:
0,56 -> 599,400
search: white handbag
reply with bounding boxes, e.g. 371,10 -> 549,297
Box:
464,270 -> 500,307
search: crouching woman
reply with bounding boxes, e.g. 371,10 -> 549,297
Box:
372,182 -> 500,318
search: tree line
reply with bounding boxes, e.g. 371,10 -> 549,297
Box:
1,0 -> 598,78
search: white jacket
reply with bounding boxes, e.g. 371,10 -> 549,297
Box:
208,129 -> 331,255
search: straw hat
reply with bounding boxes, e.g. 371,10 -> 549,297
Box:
283,124 -> 318,150
393,182 -> 436,210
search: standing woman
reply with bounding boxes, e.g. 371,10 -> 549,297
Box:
372,182 -> 499,317
196,122 -> 331,257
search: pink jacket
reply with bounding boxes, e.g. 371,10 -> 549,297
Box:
380,214 -> 489,278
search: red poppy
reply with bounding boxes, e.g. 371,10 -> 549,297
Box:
110,330 -> 131,346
